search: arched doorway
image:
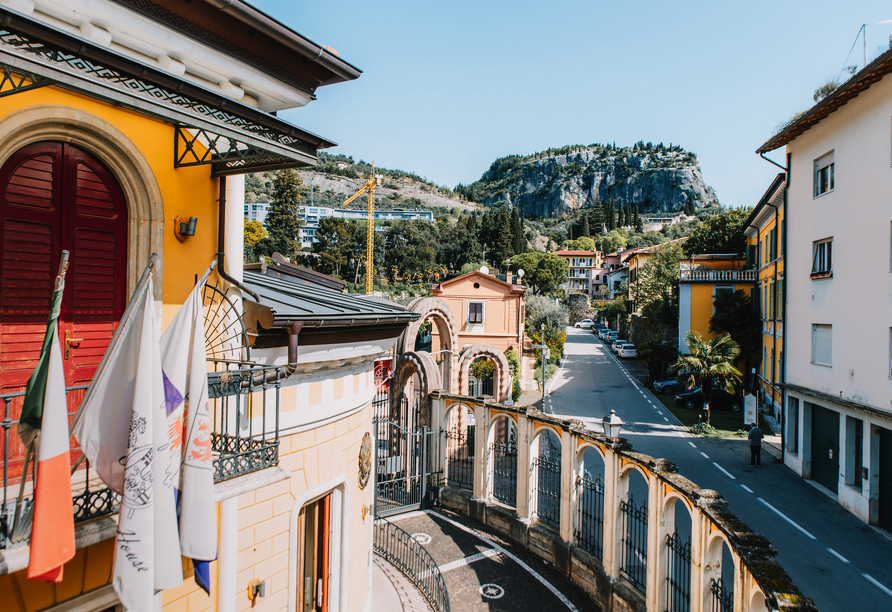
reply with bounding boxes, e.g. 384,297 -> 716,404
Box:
399,297 -> 458,393
0,141 -> 128,477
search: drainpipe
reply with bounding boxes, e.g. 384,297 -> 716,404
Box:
217,175 -> 262,304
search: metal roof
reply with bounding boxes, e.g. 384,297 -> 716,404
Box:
242,271 -> 419,326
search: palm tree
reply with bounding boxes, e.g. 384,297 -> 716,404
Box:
674,331 -> 742,425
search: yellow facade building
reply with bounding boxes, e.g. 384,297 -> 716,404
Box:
0,2 -> 419,612
744,174 -> 786,415
677,255 -> 757,353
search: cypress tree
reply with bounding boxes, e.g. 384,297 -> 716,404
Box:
511,207 -> 526,254
263,168 -> 303,258
581,216 -> 590,238
634,205 -> 643,233
617,204 -> 625,227
495,206 -> 514,264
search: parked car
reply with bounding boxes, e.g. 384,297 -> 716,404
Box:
674,387 -> 742,412
618,344 -> 637,359
574,319 -> 594,329
599,329 -> 612,340
594,323 -> 607,331
604,331 -> 618,343
611,339 -> 628,353
653,379 -> 684,394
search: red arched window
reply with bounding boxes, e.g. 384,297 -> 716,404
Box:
0,142 -> 128,475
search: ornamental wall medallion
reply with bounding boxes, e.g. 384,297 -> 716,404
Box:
358,432 -> 372,489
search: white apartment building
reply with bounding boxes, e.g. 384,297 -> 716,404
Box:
757,47 -> 892,529
299,206 -> 434,246
245,200 -> 270,224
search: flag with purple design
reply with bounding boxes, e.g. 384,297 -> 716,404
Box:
161,280 -> 216,593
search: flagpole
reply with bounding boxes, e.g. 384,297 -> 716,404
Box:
12,250 -> 70,539
69,253 -> 157,439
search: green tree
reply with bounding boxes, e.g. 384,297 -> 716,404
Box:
683,208 -> 750,257
243,220 -> 267,262
311,217 -> 352,277
262,168 -> 303,258
632,241 -> 684,325
674,331 -> 742,425
634,205 -> 643,233
562,236 -> 598,251
581,216 -> 590,238
598,230 -> 627,254
710,289 -> 761,389
509,251 -> 568,295
511,208 -> 526,255
493,206 -> 514,265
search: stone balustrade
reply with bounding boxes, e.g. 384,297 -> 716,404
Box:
680,269 -> 757,282
429,392 -> 817,612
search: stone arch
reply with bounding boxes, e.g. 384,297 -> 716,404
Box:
458,344 -> 511,402
661,491 -> 694,518
398,297 -> 459,392
0,105 -> 164,301
392,350 -> 442,427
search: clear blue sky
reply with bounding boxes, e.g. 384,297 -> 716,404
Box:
254,1 -> 891,209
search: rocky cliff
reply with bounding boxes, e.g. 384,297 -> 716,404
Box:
461,143 -> 717,218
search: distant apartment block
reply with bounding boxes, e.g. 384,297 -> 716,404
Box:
245,201 -> 270,224
554,250 -> 603,296
299,206 -> 434,245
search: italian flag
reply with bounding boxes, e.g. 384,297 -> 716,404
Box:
18,275 -> 75,582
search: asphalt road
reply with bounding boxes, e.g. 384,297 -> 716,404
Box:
545,327 -> 892,612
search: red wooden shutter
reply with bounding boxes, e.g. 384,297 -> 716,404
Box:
0,142 -> 127,479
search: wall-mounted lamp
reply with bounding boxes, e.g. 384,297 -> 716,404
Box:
174,215 -> 198,243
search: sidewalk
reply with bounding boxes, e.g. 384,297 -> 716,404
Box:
371,555 -> 434,612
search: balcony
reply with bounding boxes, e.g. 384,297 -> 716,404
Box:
1,361 -> 281,552
679,269 -> 756,282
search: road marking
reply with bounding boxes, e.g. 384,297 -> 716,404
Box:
826,548 -> 849,564
713,463 -> 736,480
688,442 -> 697,448
647,400 -> 653,404
757,498 -> 816,540
740,484 -> 753,493
863,574 -> 892,598
663,417 -> 669,422
435,548 -> 501,574
432,511 -> 578,611
700,452 -> 709,459
657,411 -> 663,415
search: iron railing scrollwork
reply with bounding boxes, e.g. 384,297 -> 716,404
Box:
665,533 -> 692,612
531,453 -> 561,528
709,578 -> 733,612
490,441 -> 517,507
620,497 -> 648,593
373,517 -> 450,612
575,474 -> 604,559
208,360 -> 281,482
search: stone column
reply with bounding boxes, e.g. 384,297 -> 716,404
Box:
601,444 -> 621,578
515,413 -> 531,520
645,467 -> 665,612
559,427 -> 575,543
474,401 -> 489,500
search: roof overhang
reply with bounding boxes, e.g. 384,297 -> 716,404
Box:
744,173 -> 786,235
757,47 -> 892,154
0,7 -> 337,175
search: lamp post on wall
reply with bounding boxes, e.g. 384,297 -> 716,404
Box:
540,323 -> 546,407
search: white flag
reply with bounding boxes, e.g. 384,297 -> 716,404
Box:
160,281 -> 216,562
72,277 -> 182,611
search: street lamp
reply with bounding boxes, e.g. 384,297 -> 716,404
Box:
540,323 -> 546,407
602,410 -> 624,439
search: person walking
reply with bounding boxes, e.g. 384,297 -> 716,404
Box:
748,422 -> 763,467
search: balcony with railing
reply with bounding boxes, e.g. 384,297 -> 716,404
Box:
1,360 -> 281,554
679,268 -> 756,283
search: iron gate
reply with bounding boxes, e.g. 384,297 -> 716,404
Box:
374,418 -> 438,517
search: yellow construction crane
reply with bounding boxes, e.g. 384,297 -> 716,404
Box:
341,163 -> 382,294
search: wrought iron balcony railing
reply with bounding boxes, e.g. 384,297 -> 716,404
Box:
1,361 -> 281,550
679,269 -> 756,282
208,360 -> 282,482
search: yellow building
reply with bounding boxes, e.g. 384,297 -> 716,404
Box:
743,174 -> 786,415
626,238 -> 686,314
0,2 -> 419,612
677,254 -> 757,352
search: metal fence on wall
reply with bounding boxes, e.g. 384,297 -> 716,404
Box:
665,533 -> 692,612
709,578 -> 733,612
621,497 -> 648,593
491,441 -> 517,507
373,517 -> 450,612
532,453 -> 561,528
445,426 -> 474,490
575,474 -> 604,559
